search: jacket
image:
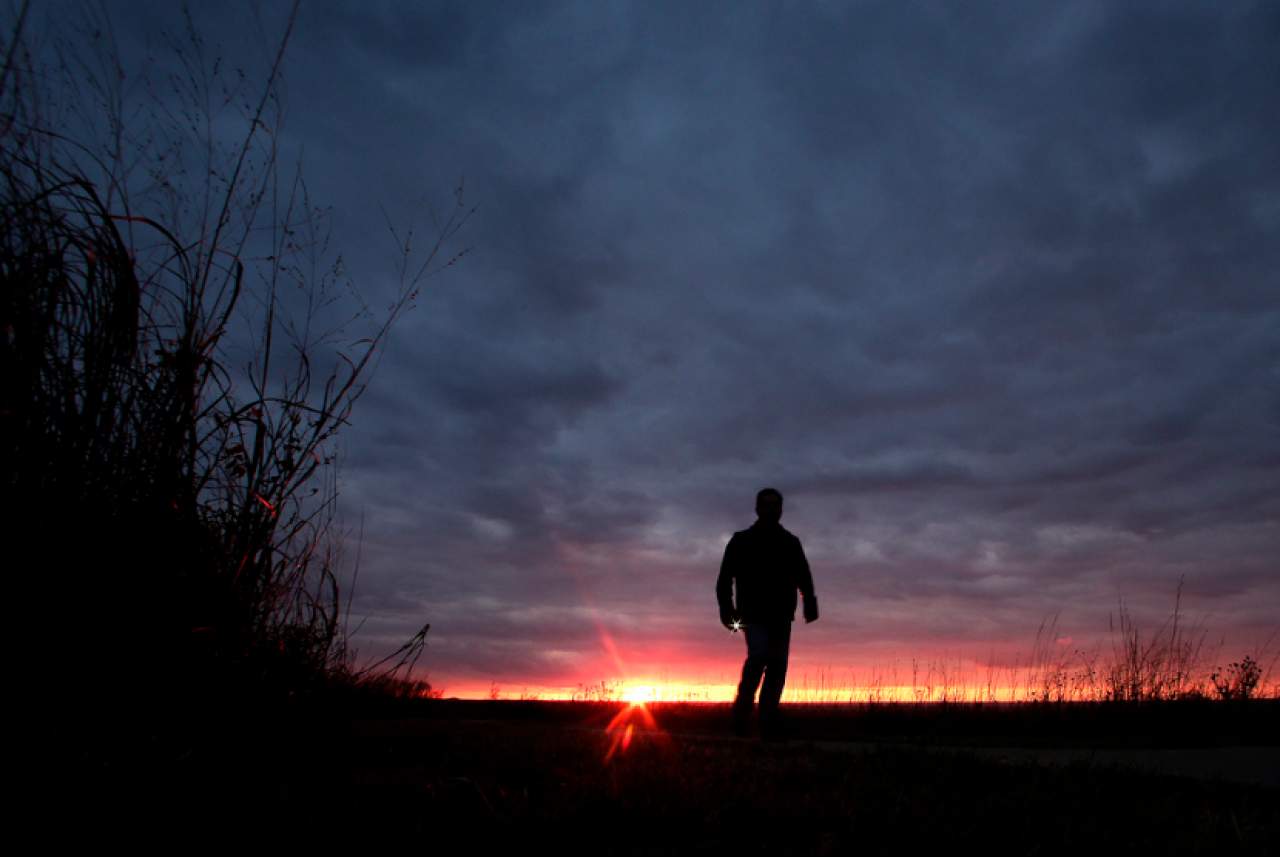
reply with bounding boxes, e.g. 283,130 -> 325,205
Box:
716,520 -> 816,624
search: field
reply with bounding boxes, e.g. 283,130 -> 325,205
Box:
73,698 -> 1280,852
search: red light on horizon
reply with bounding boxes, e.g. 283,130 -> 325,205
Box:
603,699 -> 661,763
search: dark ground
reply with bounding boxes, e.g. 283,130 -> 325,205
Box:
62,699 -> 1280,852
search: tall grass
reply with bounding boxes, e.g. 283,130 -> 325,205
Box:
1,2 -> 468,716
1102,580 -> 1205,701
496,589 -> 1276,705
778,584 -> 1277,704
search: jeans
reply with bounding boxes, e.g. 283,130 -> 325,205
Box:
733,621 -> 792,732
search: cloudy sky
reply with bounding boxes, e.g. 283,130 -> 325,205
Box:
26,1 -> 1279,697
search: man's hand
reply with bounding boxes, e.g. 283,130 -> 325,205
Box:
803,595 -> 819,624
720,608 -> 740,632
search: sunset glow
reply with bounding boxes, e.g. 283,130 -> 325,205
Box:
445,680 -> 1049,703
622,685 -> 658,704
436,660 -> 1280,704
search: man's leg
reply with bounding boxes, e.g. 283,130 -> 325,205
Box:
733,625 -> 769,735
758,622 -> 792,738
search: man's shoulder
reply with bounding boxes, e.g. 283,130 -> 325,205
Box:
725,528 -> 749,551
739,523 -> 802,541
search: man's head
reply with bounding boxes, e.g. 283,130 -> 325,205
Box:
755,487 -> 783,524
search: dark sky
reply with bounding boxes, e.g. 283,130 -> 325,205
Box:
26,1 -> 1279,696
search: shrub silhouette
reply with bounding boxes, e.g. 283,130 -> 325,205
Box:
1,1 -> 469,714
1211,655 -> 1262,701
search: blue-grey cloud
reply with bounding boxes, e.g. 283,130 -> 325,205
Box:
23,0 -> 1279,692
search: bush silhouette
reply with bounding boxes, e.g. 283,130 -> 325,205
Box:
1211,655 -> 1262,701
1,1 -> 469,717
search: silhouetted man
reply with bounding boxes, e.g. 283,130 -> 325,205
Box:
716,487 -> 818,740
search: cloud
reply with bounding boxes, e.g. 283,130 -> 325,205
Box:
37,0 -> 1279,689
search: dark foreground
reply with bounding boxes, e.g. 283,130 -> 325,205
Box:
65,699 -> 1279,852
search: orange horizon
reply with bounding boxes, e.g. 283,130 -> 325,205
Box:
425,667 -> 1280,703
396,597 -> 1279,704
430,680 -> 1031,703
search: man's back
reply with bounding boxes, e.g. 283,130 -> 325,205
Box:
717,520 -> 814,625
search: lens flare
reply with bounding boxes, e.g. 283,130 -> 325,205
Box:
603,698 -> 660,763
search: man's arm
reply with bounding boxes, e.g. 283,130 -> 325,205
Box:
715,535 -> 738,629
796,537 -> 819,623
